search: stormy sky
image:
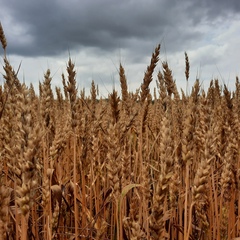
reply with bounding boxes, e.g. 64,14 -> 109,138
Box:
1,0 -> 240,97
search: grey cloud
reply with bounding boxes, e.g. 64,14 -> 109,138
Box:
185,0 -> 240,27
0,0 -> 239,60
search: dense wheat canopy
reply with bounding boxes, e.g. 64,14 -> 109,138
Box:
1,23 -> 240,239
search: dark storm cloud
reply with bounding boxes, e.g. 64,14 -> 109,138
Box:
1,0 -> 240,58
188,0 -> 240,18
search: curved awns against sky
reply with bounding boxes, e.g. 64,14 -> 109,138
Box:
0,0 -> 240,96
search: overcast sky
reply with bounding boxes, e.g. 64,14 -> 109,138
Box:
1,0 -> 240,97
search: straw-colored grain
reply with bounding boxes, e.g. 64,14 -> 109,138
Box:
0,22 -> 7,52
1,22 -> 240,239
140,44 -> 160,103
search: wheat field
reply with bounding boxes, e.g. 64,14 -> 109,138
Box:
1,23 -> 240,240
